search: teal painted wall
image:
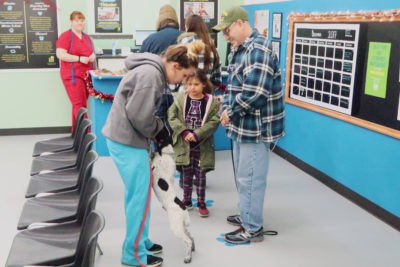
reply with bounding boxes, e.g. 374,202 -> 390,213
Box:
1,0 -> 241,130
242,0 -> 400,218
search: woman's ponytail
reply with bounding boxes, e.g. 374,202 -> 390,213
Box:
163,41 -> 205,69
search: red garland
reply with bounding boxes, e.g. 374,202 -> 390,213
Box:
84,71 -> 114,103
217,83 -> 226,93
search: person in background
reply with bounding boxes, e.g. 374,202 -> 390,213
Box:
178,14 -> 221,89
140,5 -> 183,125
168,70 -> 220,217
213,6 -> 285,244
102,42 -> 204,267
56,11 -> 95,130
140,5 -> 182,55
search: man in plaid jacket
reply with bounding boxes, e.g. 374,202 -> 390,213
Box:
213,6 -> 285,244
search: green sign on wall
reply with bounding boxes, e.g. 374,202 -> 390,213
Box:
365,42 -> 391,99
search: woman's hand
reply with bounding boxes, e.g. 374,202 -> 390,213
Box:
80,56 -> 90,64
89,53 -> 96,62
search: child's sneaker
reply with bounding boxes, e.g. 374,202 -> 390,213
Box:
198,202 -> 209,217
182,199 -> 193,210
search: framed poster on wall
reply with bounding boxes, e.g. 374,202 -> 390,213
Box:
271,40 -> 280,61
94,0 -> 123,33
0,0 -> 60,70
272,12 -> 282,39
180,0 -> 218,46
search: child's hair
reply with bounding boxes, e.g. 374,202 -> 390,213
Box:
163,41 -> 205,69
187,69 -> 213,95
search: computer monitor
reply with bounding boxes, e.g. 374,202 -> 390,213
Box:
135,30 -> 156,46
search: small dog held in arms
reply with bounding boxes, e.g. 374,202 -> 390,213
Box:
151,144 -> 195,264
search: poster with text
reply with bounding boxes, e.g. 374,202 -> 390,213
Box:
365,42 -> 391,99
94,0 -> 122,33
180,0 -> 218,46
0,0 -> 59,70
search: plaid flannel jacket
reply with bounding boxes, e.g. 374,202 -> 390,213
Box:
222,30 -> 285,143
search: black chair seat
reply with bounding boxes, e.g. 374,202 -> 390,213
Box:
32,108 -> 87,157
32,136 -> 75,157
30,156 -> 78,176
38,150 -> 80,161
26,168 -> 80,198
25,151 -> 98,198
18,190 -> 80,230
7,178 -> 104,267
18,176 -> 102,231
30,131 -> 95,176
6,222 -> 81,266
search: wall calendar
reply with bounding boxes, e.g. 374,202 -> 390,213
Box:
290,23 -> 360,115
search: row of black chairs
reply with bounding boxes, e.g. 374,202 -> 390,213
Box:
6,108 -> 105,267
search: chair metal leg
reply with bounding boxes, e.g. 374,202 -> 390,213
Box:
96,242 -> 104,255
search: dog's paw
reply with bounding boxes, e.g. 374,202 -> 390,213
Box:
184,257 -> 192,264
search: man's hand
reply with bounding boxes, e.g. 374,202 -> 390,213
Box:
220,110 -> 231,127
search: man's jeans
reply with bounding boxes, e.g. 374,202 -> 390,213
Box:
232,141 -> 270,232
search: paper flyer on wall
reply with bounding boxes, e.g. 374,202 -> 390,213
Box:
254,10 -> 269,37
365,42 -> 391,99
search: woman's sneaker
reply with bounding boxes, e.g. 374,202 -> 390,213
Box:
227,214 -> 242,226
148,243 -> 163,254
121,255 -> 163,267
146,255 -> 163,267
198,202 -> 209,217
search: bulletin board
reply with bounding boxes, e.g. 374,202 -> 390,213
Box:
0,0 -> 60,70
285,10 -> 400,139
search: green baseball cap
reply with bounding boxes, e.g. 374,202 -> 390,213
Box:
212,6 -> 248,32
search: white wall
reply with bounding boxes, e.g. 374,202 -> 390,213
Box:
243,0 -> 290,5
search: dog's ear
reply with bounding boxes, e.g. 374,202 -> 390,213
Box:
156,143 -> 163,156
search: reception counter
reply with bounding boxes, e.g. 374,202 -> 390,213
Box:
89,71 -> 231,156
89,72 -> 122,156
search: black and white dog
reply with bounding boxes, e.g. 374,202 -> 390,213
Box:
151,144 -> 195,263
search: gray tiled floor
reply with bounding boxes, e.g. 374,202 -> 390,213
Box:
1,134 -> 400,267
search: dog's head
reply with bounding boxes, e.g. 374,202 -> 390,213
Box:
154,125 -> 173,155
